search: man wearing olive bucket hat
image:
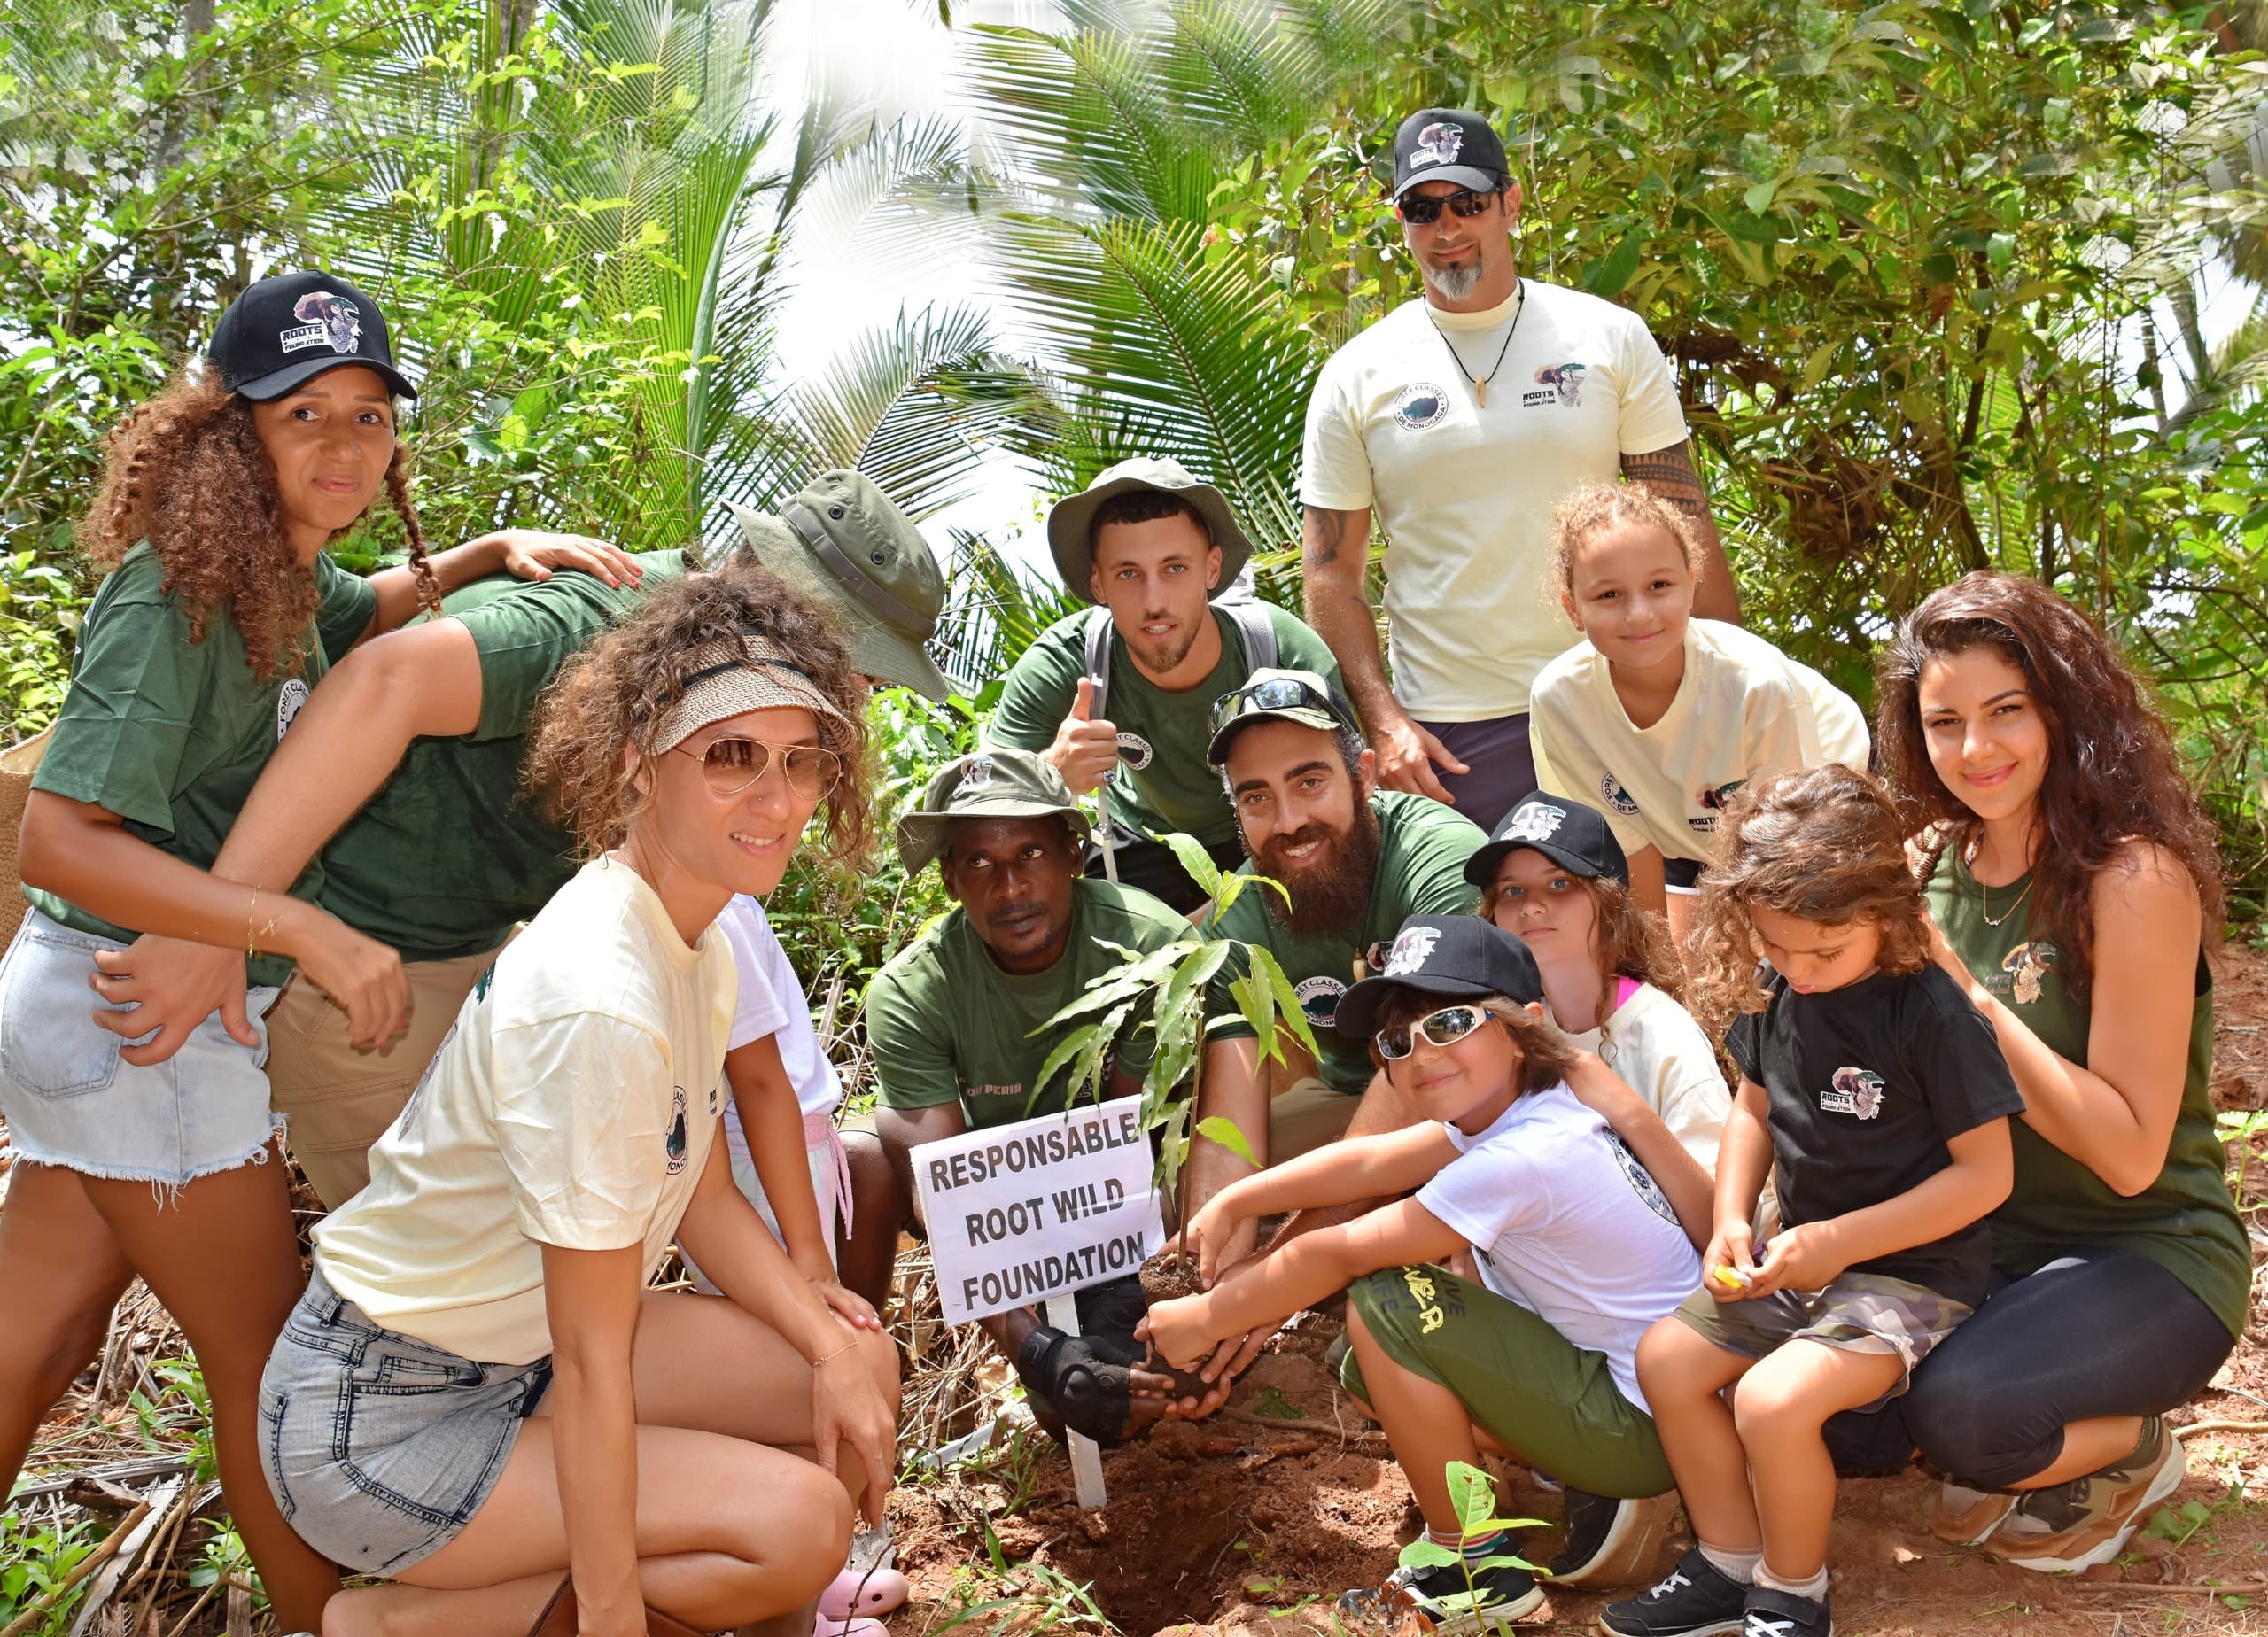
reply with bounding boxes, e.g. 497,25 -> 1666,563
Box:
987,456 -> 1341,914
82,471 -> 949,1230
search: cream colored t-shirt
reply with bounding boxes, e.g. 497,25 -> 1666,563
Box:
1300,278 -> 1689,721
1530,618 -> 1870,865
1558,980 -> 1729,1172
314,856 -> 734,1365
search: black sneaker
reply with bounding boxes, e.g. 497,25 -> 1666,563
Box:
1547,1489 -> 1678,1587
1740,1586 -> 1830,1636
1338,1555 -> 1544,1633
1596,1547 -> 1748,1637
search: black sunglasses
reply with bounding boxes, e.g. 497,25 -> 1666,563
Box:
1395,188 -> 1500,226
1208,675 -> 1344,738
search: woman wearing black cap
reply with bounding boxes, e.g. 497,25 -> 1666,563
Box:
0,270 -> 633,1625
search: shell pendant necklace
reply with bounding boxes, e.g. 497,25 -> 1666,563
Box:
1427,279 -> 1525,407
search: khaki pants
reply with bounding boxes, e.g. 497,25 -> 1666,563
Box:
267,945 -> 501,1210
1270,1075 -> 1359,1161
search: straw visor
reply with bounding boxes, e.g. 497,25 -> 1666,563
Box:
648,633 -> 855,756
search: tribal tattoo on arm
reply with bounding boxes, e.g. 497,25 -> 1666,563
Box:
1623,438 -> 1741,623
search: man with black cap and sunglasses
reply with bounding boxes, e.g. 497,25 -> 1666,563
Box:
1180,669 -> 1488,1276
1298,108 -> 1739,834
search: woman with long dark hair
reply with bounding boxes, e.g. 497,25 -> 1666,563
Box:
1870,570 -> 2243,1574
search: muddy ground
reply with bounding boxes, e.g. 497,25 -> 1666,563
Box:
885,943 -> 2268,1637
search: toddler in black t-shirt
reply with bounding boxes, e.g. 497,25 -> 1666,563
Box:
1600,765 -> 2023,1637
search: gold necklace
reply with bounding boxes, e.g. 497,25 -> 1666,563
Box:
1968,842 -> 2035,928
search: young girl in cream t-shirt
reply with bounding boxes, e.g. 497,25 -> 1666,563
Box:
1529,483 -> 1868,944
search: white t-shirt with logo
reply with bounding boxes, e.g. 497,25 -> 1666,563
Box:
1529,617 -> 1870,865
1418,1082 -> 1701,1410
1557,979 -> 1730,1171
315,857 -> 734,1365
1300,278 -> 1689,721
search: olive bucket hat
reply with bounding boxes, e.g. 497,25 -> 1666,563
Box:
896,748 -> 1093,877
726,469 -> 951,702
1044,456 -> 1254,602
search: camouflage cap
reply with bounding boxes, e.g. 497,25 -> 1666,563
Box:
896,747 -> 1093,877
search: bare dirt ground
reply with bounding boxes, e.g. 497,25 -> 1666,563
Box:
885,942 -> 2268,1637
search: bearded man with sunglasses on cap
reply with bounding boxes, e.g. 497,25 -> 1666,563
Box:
1300,108 -> 1739,833
1177,671 -> 1488,1297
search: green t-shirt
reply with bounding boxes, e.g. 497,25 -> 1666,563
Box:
27,542 -> 377,986
315,554 -> 688,960
867,878 -> 1189,1129
1204,790 -> 1487,1095
1929,852 -> 2250,1338
988,603 -> 1342,848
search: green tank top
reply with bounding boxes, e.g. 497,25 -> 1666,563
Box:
1928,852 -> 2249,1338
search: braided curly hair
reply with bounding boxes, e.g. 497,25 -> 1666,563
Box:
78,365 -> 436,683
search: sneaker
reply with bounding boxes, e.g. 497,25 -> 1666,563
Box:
1925,1477 -> 2017,1547
1984,1416 -> 2186,1573
1740,1586 -> 1830,1636
1596,1548 -> 1749,1637
1337,1555 -> 1545,1633
1547,1490 -> 1678,1587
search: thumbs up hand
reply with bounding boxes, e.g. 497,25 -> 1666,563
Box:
1046,676 -> 1123,795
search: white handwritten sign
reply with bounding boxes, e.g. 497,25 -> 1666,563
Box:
913,1102 -> 1165,1325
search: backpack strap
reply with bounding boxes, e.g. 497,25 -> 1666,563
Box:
1223,600 -> 1277,671
1082,605 -> 1115,722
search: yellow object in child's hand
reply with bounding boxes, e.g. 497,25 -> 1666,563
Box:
1711,1264 -> 1752,1291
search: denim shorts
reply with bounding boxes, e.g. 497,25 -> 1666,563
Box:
0,908 -> 283,1187
259,1263 -> 553,1575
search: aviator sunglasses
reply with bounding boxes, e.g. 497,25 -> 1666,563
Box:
673,737 -> 842,802
1375,1003 -> 1493,1060
1394,188 -> 1500,226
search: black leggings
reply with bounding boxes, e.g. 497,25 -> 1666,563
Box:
1825,1246 -> 2235,1488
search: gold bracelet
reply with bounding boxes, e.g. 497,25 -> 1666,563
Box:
246,886 -> 281,958
811,1339 -> 858,1371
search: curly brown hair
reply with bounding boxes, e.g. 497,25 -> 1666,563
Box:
525,560 -> 874,865
1479,870 -> 1687,1006
1548,479 -> 1704,604
1685,764 -> 1931,1036
1876,571 -> 2224,998
77,365 -> 436,683
1364,986 -> 1581,1093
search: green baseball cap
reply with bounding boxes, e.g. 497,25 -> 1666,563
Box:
1044,455 -> 1254,602
1205,668 -> 1360,766
897,748 -> 1093,876
725,469 -> 951,702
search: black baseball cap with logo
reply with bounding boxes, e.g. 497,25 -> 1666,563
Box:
1464,792 -> 1629,889
1390,108 -> 1511,201
206,270 -> 418,402
1334,914 -> 1544,1041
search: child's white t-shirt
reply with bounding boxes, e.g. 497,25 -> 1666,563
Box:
1529,617 -> 1870,864
1418,1082 -> 1703,1411
715,896 -> 842,1186
1557,980 -> 1729,1171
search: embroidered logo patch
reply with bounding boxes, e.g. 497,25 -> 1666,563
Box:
665,1085 -> 690,1173
1599,774 -> 1640,818
2002,942 -> 2056,1005
1115,731 -> 1153,771
1392,382 -> 1449,431
959,753 -> 995,791
1382,925 -> 1442,976
1295,974 -> 1347,1027
280,290 -> 361,355
1821,1067 -> 1885,1120
276,678 -> 309,740
1411,121 -> 1463,169
1503,800 -> 1566,843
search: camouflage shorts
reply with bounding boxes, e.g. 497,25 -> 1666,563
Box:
1672,1271 -> 1971,1401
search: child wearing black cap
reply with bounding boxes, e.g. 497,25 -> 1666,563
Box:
1141,915 -> 1707,1628
1471,792 -> 1728,1167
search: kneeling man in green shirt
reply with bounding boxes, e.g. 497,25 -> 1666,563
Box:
867,748 -> 1241,1437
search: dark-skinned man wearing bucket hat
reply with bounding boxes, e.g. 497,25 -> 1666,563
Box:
988,456 -> 1340,915
867,748 -> 1251,1437
82,471 -> 949,1222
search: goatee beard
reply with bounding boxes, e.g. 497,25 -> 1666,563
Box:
1423,259 -> 1483,301
1128,610 -> 1201,676
1260,803 -> 1383,940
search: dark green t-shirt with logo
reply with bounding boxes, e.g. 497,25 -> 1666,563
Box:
1929,852 -> 2249,1337
1204,790 -> 1487,1095
27,542 -> 377,986
315,555 -> 687,960
866,878 -> 1188,1129
989,603 -> 1342,848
